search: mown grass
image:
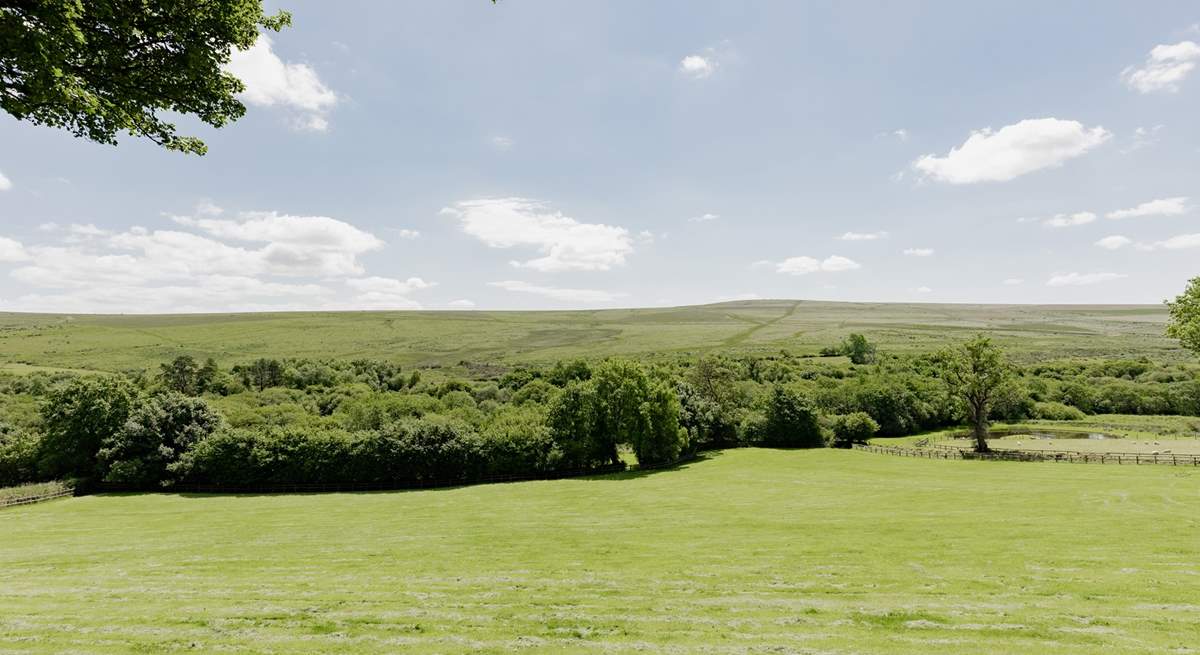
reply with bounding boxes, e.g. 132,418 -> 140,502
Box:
2,449 -> 1198,653
0,299 -> 1182,373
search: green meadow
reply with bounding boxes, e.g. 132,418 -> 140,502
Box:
0,300 -> 1180,374
3,449 -> 1198,654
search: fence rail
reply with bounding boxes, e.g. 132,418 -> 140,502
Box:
855,443 -> 1200,466
0,488 -> 75,509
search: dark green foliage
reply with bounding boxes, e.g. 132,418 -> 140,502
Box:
939,335 -> 1013,452
547,359 -> 591,386
0,0 -> 290,154
761,385 -> 824,448
1032,401 -> 1086,421
157,355 -> 202,394
350,360 -> 407,391
478,406 -> 560,475
99,393 -> 223,487
545,381 -> 609,469
828,412 -> 879,448
38,376 -> 138,479
0,422 -> 41,486
236,358 -> 285,391
842,334 -> 877,365
633,381 -> 688,465
1167,276 -> 1200,358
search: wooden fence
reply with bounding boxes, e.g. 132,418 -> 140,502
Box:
0,487 -> 75,509
855,443 -> 1200,466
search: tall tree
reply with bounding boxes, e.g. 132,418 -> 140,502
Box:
940,335 -> 1012,453
0,1 -> 290,155
1166,276 -> 1200,358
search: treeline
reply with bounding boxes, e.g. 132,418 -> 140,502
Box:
2,336 -> 1198,489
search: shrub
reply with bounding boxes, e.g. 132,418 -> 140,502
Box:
99,393 -> 223,487
38,376 -> 138,479
828,412 -> 879,448
1032,401 -> 1086,421
0,423 -> 41,486
761,385 -> 824,448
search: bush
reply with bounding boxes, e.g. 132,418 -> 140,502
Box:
38,376 -> 139,479
1032,401 -> 1086,421
828,412 -> 879,448
761,385 -> 824,448
478,406 -> 560,475
0,423 -> 41,486
98,393 -> 223,487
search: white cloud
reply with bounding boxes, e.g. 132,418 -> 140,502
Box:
912,286 -> 933,294
489,280 -> 625,303
1121,40 -> 1200,93
1153,233 -> 1200,250
391,228 -> 420,239
447,299 -> 476,308
1095,235 -> 1133,250
1043,211 -> 1097,228
343,276 -> 433,309
838,231 -> 888,241
0,237 -> 29,262
1002,278 -> 1024,286
1046,272 -> 1128,287
226,34 -> 338,131
912,118 -> 1110,184
1122,125 -> 1164,153
774,255 -> 860,275
679,54 -> 716,79
903,248 -> 935,257
0,170 -> 11,191
172,211 -> 384,276
892,129 -> 909,141
491,136 -> 514,150
689,213 -> 720,223
1106,197 -> 1189,220
443,197 -> 634,272
1,209 -> 420,313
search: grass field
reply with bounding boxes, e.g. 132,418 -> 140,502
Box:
0,300 -> 1181,373
3,449 -> 1198,654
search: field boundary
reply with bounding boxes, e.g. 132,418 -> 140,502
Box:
88,453 -> 699,496
854,443 -> 1200,466
0,487 -> 75,510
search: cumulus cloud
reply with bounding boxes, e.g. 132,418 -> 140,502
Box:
773,255 -> 860,275
343,276 -> 433,309
679,54 -> 716,79
489,280 -> 625,303
912,118 -> 1110,184
443,197 -> 634,272
391,228 -> 420,240
1106,197 -> 1189,220
1095,235 -> 1133,250
903,248 -> 935,257
0,170 -> 11,191
838,231 -> 888,241
226,34 -> 338,131
0,237 -> 29,262
1043,211 -> 1097,228
0,209 -> 426,313
689,213 -> 720,223
1121,40 -> 1200,93
1152,233 -> 1200,250
172,211 -> 384,277
1046,272 -> 1127,287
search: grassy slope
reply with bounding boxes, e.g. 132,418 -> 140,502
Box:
2,449 -> 1197,654
0,300 -> 1180,373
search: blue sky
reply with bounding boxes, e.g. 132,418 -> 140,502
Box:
1,1 -> 1198,312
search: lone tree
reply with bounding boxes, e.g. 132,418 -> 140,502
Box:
940,335 -> 1011,453
0,1 -> 291,155
1166,276 -> 1200,358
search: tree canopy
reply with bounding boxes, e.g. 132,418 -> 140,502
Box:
940,335 -> 1012,452
1166,276 -> 1200,359
0,0 -> 290,155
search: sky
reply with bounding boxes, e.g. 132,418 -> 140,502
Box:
1,1 -> 1199,313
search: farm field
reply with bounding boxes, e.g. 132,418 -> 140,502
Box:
0,300 -> 1180,374
2,449 -> 1199,654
